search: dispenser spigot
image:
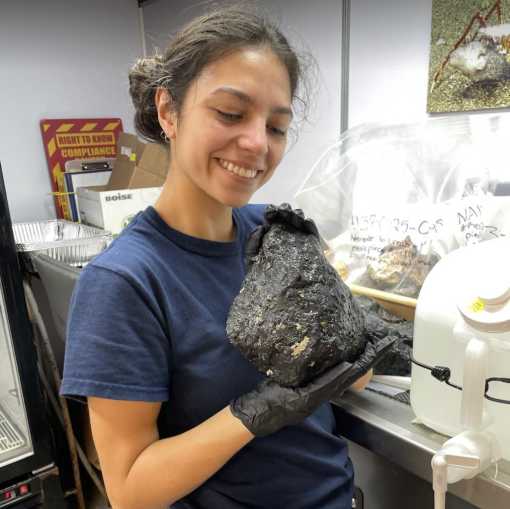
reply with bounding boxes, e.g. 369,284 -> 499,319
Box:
432,452 -> 480,509
431,430 -> 499,509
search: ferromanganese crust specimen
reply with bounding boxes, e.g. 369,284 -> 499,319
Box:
227,222 -> 368,388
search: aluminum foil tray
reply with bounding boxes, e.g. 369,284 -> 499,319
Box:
12,220 -> 112,273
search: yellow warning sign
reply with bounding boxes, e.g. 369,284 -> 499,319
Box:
41,118 -> 123,220
56,132 -> 115,147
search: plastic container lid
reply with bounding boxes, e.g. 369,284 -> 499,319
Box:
458,277 -> 510,333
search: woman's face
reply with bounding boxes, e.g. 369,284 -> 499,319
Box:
159,47 -> 293,208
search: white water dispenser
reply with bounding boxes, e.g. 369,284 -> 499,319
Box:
410,236 -> 510,508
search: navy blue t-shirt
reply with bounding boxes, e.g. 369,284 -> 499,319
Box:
61,204 -> 354,509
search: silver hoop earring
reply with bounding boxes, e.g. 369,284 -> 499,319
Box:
160,130 -> 170,144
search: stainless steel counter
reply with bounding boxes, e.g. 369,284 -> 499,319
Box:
331,389 -> 510,509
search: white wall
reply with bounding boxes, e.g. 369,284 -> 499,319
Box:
348,0 -> 510,127
142,0 -> 343,209
0,0 -> 142,222
4,0 -> 503,222
349,0 -> 434,127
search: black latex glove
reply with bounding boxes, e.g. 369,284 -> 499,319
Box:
231,360 -> 353,438
341,334 -> 396,388
231,334 -> 396,438
244,203 -> 320,267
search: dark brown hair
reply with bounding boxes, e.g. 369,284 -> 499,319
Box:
128,1 -> 316,149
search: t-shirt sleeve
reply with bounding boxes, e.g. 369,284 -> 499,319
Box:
61,264 -> 171,403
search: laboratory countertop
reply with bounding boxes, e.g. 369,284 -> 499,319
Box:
331,389 -> 510,509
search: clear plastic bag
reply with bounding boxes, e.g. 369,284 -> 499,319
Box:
295,116 -> 500,298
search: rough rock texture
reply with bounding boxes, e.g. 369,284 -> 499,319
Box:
227,222 -> 368,388
356,295 -> 413,376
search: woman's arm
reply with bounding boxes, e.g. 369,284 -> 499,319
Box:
348,368 -> 373,392
88,397 -> 253,509
89,355 -> 380,508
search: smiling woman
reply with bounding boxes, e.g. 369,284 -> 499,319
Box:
154,48 -> 292,219
129,4 -> 313,232
60,3 -> 358,509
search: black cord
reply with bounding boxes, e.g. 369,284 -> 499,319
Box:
411,354 -> 510,404
485,378 -> 510,404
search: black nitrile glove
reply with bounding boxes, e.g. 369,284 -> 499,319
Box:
230,334 -> 396,438
244,203 -> 320,267
341,334 -> 396,388
230,360 -> 353,438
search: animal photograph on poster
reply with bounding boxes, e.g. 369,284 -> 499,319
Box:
427,0 -> 510,113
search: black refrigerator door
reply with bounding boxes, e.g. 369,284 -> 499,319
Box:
0,162 -> 54,485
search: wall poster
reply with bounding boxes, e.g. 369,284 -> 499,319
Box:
427,0 -> 510,113
41,118 -> 123,220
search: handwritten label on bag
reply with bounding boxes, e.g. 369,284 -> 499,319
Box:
457,203 -> 484,246
348,213 -> 444,263
482,198 -> 510,241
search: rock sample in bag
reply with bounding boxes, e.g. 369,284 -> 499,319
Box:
362,236 -> 438,298
227,221 -> 368,388
356,295 -> 413,376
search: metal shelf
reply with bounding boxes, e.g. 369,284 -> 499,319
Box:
0,404 -> 25,455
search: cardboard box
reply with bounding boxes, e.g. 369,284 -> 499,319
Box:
105,132 -> 169,191
77,185 -> 162,237
76,133 -> 167,237
106,161 -> 166,191
136,142 -> 169,179
115,131 -> 146,166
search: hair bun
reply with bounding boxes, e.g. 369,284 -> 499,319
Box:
128,55 -> 164,109
128,55 -> 166,145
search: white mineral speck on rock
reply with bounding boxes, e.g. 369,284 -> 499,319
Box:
291,337 -> 309,357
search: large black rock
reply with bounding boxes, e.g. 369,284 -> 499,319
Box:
227,222 -> 368,388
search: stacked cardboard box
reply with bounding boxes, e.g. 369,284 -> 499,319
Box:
77,133 -> 169,237
105,132 -> 169,190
